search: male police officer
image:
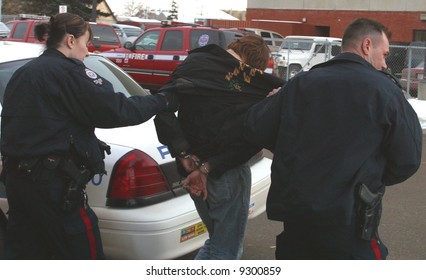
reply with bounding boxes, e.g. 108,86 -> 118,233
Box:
245,18 -> 422,259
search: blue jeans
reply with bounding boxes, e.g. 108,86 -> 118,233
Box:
191,164 -> 251,260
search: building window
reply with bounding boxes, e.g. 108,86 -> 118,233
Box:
413,30 -> 426,42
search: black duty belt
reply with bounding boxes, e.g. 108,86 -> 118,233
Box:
2,155 -> 90,185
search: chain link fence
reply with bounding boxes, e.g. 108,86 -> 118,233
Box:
389,43 -> 426,98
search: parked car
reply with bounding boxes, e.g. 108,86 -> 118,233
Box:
0,22 -> 10,39
0,41 -> 272,259
2,19 -> 121,53
89,22 -> 122,53
2,19 -> 46,43
112,23 -> 143,45
241,28 -> 284,52
273,36 -> 342,80
4,21 -> 14,32
400,61 -> 424,97
102,23 -> 279,92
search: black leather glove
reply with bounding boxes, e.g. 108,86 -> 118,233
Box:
157,90 -> 179,112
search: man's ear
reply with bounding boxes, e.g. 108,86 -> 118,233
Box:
361,37 -> 372,56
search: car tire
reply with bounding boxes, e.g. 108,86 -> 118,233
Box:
0,209 -> 6,259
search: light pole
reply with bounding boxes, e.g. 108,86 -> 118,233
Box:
418,48 -> 426,100
91,0 -> 97,22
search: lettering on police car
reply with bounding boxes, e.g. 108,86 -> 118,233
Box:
157,145 -> 171,159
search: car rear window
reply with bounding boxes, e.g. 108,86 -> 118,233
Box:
84,56 -> 149,97
161,30 -> 184,51
0,56 -> 148,104
0,59 -> 32,103
282,39 -> 313,50
123,28 -> 142,37
190,30 -> 221,50
11,22 -> 29,39
90,25 -> 120,46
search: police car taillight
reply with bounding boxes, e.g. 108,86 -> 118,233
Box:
106,150 -> 173,207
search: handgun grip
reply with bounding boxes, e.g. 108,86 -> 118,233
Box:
359,183 -> 380,204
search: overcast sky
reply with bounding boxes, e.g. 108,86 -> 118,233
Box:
107,0 -> 247,15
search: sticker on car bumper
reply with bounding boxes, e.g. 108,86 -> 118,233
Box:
180,222 -> 207,243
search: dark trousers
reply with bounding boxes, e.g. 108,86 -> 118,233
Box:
276,222 -> 388,260
3,164 -> 104,259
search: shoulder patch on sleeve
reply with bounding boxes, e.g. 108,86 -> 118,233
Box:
85,68 -> 104,86
85,68 -> 97,79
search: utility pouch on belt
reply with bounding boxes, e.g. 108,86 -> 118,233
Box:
13,157 -> 42,181
357,183 -> 384,241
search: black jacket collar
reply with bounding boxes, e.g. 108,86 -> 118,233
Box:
41,48 -> 83,66
312,52 -> 377,71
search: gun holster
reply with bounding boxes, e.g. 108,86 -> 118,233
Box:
43,155 -> 92,213
356,183 -> 384,241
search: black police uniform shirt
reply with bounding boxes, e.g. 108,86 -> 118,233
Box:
245,52 -> 422,225
154,44 -> 284,178
1,48 -> 167,174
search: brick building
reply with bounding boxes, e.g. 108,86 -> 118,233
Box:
245,0 -> 426,43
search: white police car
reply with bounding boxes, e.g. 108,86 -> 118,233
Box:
0,41 -> 272,259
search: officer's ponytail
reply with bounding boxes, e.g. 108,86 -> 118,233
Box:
34,23 -> 48,42
35,13 -> 92,49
